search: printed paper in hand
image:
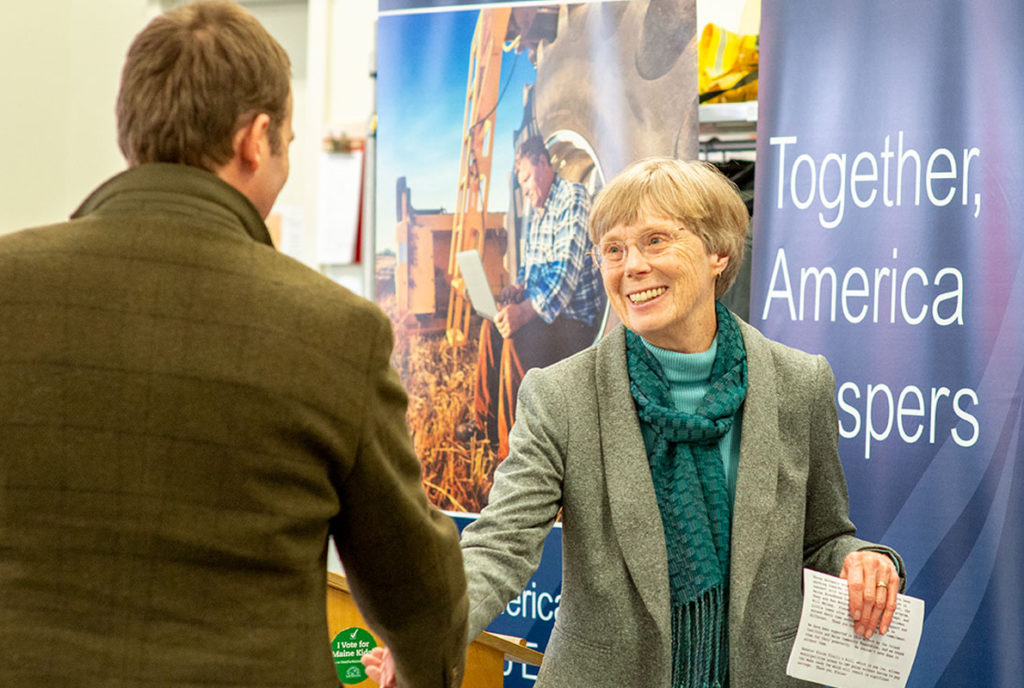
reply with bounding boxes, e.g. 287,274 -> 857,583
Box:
786,568 -> 924,688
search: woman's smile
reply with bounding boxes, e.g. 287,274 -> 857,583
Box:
628,286 -> 668,305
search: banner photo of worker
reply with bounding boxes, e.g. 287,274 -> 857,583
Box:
375,0 -> 698,514
751,1 -> 1024,687
375,2 -> 696,682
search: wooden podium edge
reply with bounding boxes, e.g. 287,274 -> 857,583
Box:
327,572 -> 543,667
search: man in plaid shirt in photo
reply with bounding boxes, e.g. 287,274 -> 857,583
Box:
466,135 -> 606,459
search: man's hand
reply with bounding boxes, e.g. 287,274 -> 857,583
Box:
840,550 -> 900,639
361,647 -> 396,688
495,298 -> 538,338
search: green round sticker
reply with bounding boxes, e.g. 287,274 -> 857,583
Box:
331,626 -> 378,684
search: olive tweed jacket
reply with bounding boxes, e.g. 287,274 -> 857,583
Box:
461,317 -> 904,688
0,164 -> 467,688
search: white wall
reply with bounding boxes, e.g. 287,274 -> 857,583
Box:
0,0 -> 377,247
0,0 -> 152,234
697,0 -> 760,34
327,0 -> 376,138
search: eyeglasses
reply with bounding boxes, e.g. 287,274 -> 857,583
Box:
589,227 -> 686,268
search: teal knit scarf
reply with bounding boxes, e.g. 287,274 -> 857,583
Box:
626,302 -> 748,688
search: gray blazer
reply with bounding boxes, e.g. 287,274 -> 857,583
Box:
461,316 -> 904,688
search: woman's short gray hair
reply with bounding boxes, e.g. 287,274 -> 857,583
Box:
589,157 -> 750,299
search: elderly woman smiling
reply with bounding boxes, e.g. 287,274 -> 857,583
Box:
369,157 -> 907,688
457,157 -> 906,688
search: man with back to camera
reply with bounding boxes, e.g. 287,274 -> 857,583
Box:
0,2 -> 467,687
467,134 -> 605,459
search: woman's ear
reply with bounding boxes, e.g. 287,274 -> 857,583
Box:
710,252 -> 730,277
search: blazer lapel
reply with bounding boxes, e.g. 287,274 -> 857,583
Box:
595,327 -> 671,639
729,318 -> 781,626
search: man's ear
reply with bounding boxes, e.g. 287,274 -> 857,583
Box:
233,113 -> 272,172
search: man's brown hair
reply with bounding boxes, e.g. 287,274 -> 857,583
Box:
514,134 -> 552,171
116,1 -> 291,170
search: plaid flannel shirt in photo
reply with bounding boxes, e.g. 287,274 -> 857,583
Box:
518,176 -> 605,327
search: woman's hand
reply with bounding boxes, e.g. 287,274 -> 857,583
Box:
840,550 -> 899,638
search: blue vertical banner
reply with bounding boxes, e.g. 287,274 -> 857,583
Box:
751,2 -> 1024,686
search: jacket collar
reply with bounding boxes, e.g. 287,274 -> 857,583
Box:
596,325 -> 672,639
728,317 -> 781,627
72,163 -> 274,247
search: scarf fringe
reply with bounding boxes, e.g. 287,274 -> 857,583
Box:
671,585 -> 728,688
